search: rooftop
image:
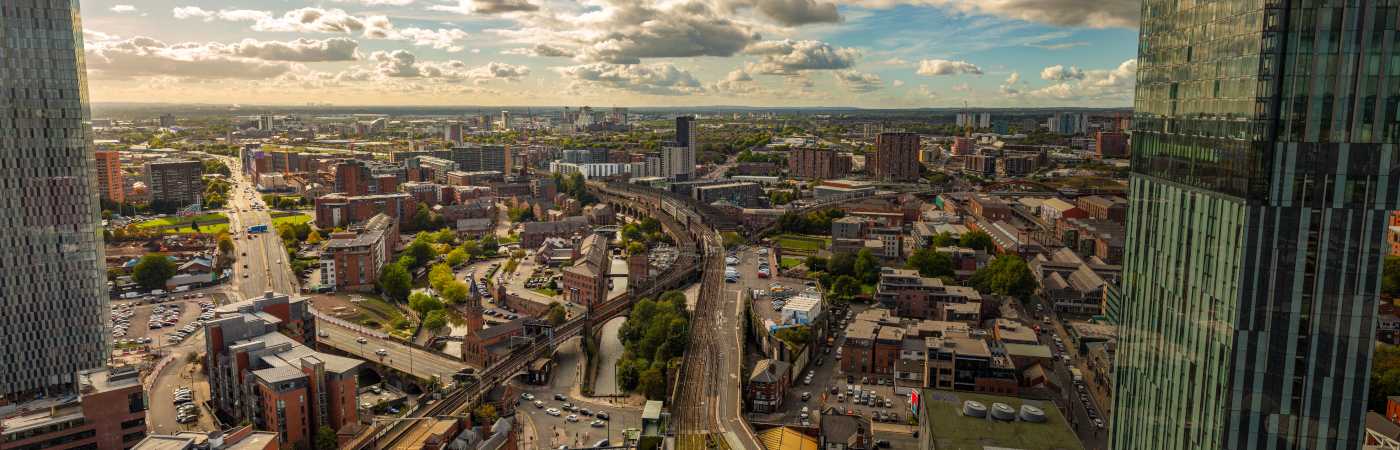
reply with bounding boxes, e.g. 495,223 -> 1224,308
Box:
921,390 -> 1083,450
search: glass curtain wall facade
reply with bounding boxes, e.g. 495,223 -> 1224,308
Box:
1115,0 -> 1400,449
0,0 -> 110,400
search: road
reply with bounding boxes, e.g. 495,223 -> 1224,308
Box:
592,317 -> 627,397
317,318 -> 468,383
515,336 -> 642,450
220,157 -> 298,298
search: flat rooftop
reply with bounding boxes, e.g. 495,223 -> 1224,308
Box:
921,390 -> 1083,450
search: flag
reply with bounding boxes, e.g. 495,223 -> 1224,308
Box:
908,390 -> 920,414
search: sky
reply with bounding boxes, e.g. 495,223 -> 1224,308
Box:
79,0 -> 1142,108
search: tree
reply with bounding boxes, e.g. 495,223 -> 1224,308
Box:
315,426 -> 338,450
428,263 -> 455,293
412,203 -> 433,231
626,241 -> 647,256
1372,343 -> 1400,411
508,206 -> 534,223
828,252 -> 856,277
423,310 -> 448,331
446,247 -> 468,267
929,232 -> 958,248
405,238 -> 436,269
217,233 -> 235,255
853,249 -> 881,284
378,263 -> 411,303
959,230 -> 996,252
805,255 -> 828,272
441,281 -> 469,304
408,292 -> 445,317
1384,256 -> 1400,298
906,248 -> 954,278
547,302 -> 567,326
189,219 -> 201,233
306,229 -> 324,245
472,404 -> 499,425
132,253 -> 177,291
970,255 -> 1036,299
830,275 -> 860,302
638,364 -> 667,400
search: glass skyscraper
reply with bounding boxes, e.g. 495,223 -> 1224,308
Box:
1114,1 -> 1400,449
0,0 -> 110,400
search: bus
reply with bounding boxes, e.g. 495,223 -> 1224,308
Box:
247,224 -> 269,234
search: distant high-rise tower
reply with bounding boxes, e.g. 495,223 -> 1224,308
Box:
159,113 -> 175,128
976,113 -> 991,129
870,132 -> 920,181
1112,1 -> 1400,449
444,122 -> 464,145
676,116 -> 696,151
500,110 -> 511,131
95,149 -> 125,204
0,0 -> 112,400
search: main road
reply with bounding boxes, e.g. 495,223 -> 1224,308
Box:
219,156 -> 298,298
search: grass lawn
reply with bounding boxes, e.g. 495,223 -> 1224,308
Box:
779,256 -> 804,270
136,212 -> 229,229
271,213 -> 313,227
922,390 -> 1083,450
773,233 -> 829,253
167,223 -> 230,235
531,287 -> 560,297
346,294 -> 407,332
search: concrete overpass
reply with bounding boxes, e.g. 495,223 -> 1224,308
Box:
313,310 -> 472,388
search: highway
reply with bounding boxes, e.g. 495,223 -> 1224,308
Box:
316,316 -> 469,383
219,157 -> 298,298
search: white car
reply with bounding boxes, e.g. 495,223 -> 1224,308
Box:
565,414 -> 579,423
545,408 -> 561,417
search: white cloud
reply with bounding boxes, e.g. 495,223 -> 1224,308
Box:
720,0 -> 842,26
85,36 -> 296,80
366,50 -> 528,82
745,39 -> 859,75
484,1 -> 761,65
832,70 -> 882,93
224,38 -> 359,62
430,0 -> 539,14
393,27 -> 471,52
999,71 -> 1021,95
916,59 -> 982,76
1025,59 -> 1136,100
503,44 -> 574,57
331,0 -> 417,5
1040,64 -> 1085,81
891,79 -> 904,87
712,68 -> 762,94
557,63 -> 704,96
110,5 -> 138,13
171,6 -> 469,51
837,0 -> 1139,28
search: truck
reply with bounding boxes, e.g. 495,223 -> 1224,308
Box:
247,224 -> 269,234
1070,367 -> 1083,383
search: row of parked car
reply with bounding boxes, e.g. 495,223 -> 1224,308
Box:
173,387 -> 200,424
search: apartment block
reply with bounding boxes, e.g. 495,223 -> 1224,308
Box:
0,367 -> 148,450
870,132 -> 920,182
1095,131 -> 1128,159
95,150 -> 124,204
314,193 -> 415,229
787,147 -> 852,179
875,268 -> 982,322
320,214 -> 398,292
145,158 -> 203,208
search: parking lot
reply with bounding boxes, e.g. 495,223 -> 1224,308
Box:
515,337 -> 643,450
110,293 -> 217,357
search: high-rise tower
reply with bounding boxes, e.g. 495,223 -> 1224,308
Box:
1113,2 -> 1400,449
0,0 -> 111,400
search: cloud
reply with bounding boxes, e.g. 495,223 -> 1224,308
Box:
1025,59 -> 1136,100
172,6 -> 469,51
484,1 -> 761,65
557,63 -> 704,96
999,71 -> 1021,94
366,50 -> 529,82
745,39 -> 859,75
224,38 -> 359,62
1032,41 -> 1089,50
832,70 -> 882,93
110,5 -> 138,13
915,59 -> 982,76
916,84 -> 936,98
331,0 -> 416,5
877,58 -> 909,66
838,0 -> 1138,29
1040,64 -> 1085,81
720,0 -> 841,26
891,79 -> 904,87
468,62 -> 531,81
712,68 -> 761,94
393,27 -> 471,52
431,0 -> 539,14
85,36 -> 295,80
503,44 -> 574,57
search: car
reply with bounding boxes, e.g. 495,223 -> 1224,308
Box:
836,394 -> 844,402
801,392 -> 811,401
846,375 -> 854,383
565,414 -> 579,423
590,419 -> 606,428
545,408 -> 561,416
595,412 -> 609,421
356,337 -> 368,344
375,348 -> 388,356
534,401 -> 545,409
592,440 -> 610,449
1093,418 -> 1105,429
578,408 -> 592,417
562,402 -> 575,411
521,393 -> 535,401
554,393 -> 567,401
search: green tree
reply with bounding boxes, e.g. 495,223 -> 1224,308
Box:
408,292 -> 445,317
405,237 -> 436,269
132,253 -> 177,291
306,229 -> 323,245
929,231 -> 958,248
1384,256 -> 1400,298
460,239 -> 481,259
412,203 -> 433,231
547,302 -> 568,325
626,241 -> 647,256
828,252 -> 856,277
853,248 -> 881,284
638,364 -> 667,400
423,310 -> 448,331
217,233 -> 235,255
472,404 -> 499,425
508,206 -> 534,223
315,426 -> 338,450
804,255 -> 828,272
441,281 -> 470,305
906,248 -> 954,278
428,263 -> 455,293
830,275 -> 860,302
959,230 -> 996,252
446,247 -> 468,267
969,255 -> 1036,299
378,263 -> 411,303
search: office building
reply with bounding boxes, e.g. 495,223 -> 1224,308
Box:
787,147 -> 852,179
561,148 -> 610,164
95,149 -> 124,204
444,122 -> 464,145
449,144 -> 508,173
499,110 -> 511,130
675,116 -> 696,151
0,1 -> 113,402
693,182 -> 763,207
870,132 -> 920,181
1096,131 -> 1129,159
1112,2 -> 1400,449
258,115 -> 274,131
1047,112 -> 1085,135
159,113 -> 175,128
660,144 -> 695,180
145,158 -> 204,209
205,293 -> 359,449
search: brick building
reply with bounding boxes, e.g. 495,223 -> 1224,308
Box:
95,149 -> 124,203
875,268 -> 982,322
519,216 -> 590,248
746,359 -> 791,413
967,195 -> 1012,221
319,214 -> 398,292
870,132 -> 920,181
787,147 -> 851,179
204,293 -> 359,449
314,192 -> 415,229
1095,131 -> 1128,159
0,367 -> 148,450
145,158 -> 203,208
1075,195 -> 1128,222
562,233 -> 609,307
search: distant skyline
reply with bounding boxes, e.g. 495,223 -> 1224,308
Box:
81,0 -> 1141,108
